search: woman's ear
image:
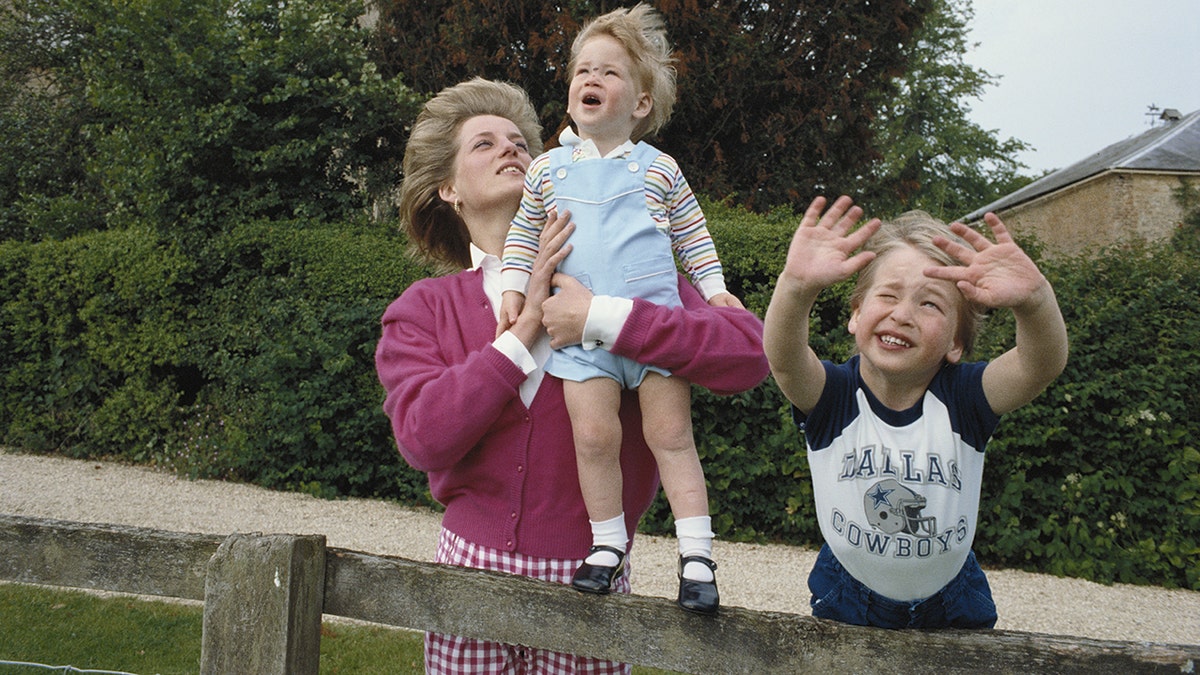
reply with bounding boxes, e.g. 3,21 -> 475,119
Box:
438,183 -> 457,206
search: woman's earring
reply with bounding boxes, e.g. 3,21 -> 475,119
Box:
453,200 -> 463,216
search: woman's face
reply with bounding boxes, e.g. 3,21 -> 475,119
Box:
440,114 -> 532,221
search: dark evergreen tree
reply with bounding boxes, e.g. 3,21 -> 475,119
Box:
370,0 -> 932,210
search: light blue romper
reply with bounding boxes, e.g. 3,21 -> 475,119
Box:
546,142 -> 680,387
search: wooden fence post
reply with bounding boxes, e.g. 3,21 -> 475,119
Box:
200,532 -> 326,675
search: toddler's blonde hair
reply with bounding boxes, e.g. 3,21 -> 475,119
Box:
569,3 -> 676,141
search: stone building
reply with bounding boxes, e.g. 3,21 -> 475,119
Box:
964,108 -> 1200,256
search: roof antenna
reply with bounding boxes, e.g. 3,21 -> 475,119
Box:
1145,103 -> 1161,127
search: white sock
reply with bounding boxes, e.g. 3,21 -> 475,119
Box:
675,515 -> 715,582
585,514 -> 627,567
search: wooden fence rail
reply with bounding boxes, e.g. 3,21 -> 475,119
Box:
1,514 -> 1197,674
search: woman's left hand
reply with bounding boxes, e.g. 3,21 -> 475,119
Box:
541,273 -> 594,349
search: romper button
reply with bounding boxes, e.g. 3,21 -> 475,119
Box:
556,167 -> 568,179
517,465 -> 524,473
627,161 -> 639,173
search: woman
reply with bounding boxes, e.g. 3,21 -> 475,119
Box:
375,78 -> 767,674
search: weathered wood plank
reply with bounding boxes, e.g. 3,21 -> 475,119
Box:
0,514 -> 220,600
3,515 -> 1197,675
322,547 -> 1200,675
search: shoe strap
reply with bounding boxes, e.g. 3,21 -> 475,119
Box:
679,555 -> 717,571
588,544 -> 626,559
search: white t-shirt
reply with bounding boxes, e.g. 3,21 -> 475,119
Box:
797,355 -> 999,601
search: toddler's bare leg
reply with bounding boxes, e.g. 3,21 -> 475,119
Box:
639,373 -> 719,603
563,377 -> 624,523
637,373 -> 707,519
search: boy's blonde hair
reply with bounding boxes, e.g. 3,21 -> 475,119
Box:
398,78 -> 543,269
850,211 -> 987,357
569,2 -> 676,141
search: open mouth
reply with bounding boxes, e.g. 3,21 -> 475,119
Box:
582,93 -> 603,106
879,334 -> 911,348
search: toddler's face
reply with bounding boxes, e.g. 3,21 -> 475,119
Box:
567,34 -> 651,147
849,245 -> 965,385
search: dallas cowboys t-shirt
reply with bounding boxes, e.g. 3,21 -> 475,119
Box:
796,355 -> 999,601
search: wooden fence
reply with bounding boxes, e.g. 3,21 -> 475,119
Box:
1,514 -> 1197,674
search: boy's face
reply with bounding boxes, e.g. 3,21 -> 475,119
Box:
849,245 -> 965,389
568,34 -> 652,150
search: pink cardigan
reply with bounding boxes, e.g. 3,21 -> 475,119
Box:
375,270 -> 767,559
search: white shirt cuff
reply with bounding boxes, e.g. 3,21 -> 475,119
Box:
695,275 -> 729,302
494,330 -> 538,375
500,269 -> 531,295
582,296 -> 634,351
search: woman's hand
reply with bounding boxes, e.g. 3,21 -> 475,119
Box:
541,273 -> 594,349
508,209 -> 573,348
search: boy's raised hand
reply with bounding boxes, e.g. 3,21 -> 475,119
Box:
926,213 -> 1051,310
782,196 -> 880,291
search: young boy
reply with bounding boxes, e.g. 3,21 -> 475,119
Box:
498,4 -> 742,614
763,196 -> 1068,628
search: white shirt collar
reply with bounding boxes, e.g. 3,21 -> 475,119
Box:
469,242 -> 495,271
558,127 -> 635,159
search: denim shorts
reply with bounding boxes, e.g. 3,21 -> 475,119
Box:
808,544 -> 998,629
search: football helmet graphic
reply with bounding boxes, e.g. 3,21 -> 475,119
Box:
863,479 -> 937,537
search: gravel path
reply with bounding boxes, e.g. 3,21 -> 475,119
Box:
2,449 -> 1198,646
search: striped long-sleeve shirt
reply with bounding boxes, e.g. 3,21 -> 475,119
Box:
501,139 -> 727,301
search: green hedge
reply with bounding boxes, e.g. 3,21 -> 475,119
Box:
2,203 -> 1198,589
0,220 -> 434,506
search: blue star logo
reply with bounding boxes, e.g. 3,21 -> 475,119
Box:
867,484 -> 895,509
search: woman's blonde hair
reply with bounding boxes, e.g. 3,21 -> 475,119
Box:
569,2 -> 676,141
398,78 -> 543,269
850,211 -> 987,357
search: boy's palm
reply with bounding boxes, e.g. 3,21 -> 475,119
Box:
927,216 -> 1045,309
783,196 -> 879,288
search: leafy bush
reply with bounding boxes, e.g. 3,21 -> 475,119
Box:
973,240 -> 1200,589
0,0 -> 417,243
0,228 -> 196,454
182,220 -> 434,501
0,221 -> 436,505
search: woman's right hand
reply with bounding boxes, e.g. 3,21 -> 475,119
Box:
508,209 -> 573,348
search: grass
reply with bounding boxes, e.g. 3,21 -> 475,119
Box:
0,583 -> 679,674
0,582 -> 422,674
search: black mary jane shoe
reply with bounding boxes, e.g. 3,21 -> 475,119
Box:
571,545 -> 626,595
677,555 -> 719,615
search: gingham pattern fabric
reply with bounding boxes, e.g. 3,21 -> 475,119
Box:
426,528 -> 633,674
